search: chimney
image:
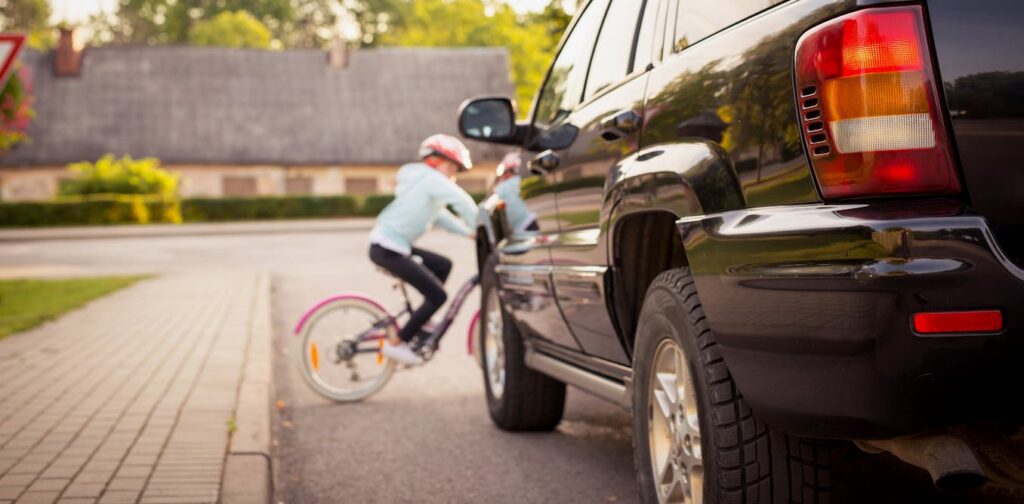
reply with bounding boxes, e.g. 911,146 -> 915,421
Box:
55,27 -> 83,77
328,39 -> 350,69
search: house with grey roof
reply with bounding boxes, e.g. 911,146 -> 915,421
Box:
0,29 -> 514,201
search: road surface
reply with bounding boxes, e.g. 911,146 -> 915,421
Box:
1,220 -> 1017,503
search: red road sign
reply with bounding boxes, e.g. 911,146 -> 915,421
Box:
0,34 -> 27,90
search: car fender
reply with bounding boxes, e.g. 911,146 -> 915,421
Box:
606,140 -> 744,244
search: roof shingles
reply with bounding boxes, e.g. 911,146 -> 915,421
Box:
2,46 -> 513,167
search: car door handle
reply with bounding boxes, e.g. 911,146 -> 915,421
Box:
528,150 -> 559,176
600,109 -> 642,137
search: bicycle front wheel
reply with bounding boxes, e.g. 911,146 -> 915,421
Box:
298,296 -> 398,402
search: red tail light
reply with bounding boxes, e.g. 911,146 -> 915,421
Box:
795,6 -> 960,199
913,310 -> 1003,335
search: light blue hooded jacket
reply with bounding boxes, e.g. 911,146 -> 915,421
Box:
493,175 -> 537,234
368,162 -> 479,255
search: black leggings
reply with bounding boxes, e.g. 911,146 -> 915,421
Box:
369,244 -> 452,342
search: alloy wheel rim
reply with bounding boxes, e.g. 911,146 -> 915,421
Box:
484,289 -> 505,399
648,338 -> 703,504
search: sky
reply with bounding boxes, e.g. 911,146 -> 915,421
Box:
50,0 -> 564,24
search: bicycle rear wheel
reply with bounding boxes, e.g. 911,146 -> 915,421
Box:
297,296 -> 398,402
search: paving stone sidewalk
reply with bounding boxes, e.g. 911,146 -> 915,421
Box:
0,273 -> 268,504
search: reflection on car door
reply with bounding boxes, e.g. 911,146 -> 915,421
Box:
545,0 -> 655,366
497,0 -> 610,352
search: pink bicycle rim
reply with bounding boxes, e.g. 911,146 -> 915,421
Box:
294,293 -> 397,335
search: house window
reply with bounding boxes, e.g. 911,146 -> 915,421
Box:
223,176 -> 258,197
285,177 -> 313,195
346,177 -> 378,195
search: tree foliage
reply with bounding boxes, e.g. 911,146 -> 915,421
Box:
62,155 -> 179,198
376,0 -> 571,115
94,0 -> 337,48
0,66 -> 34,153
189,11 -> 273,49
0,0 -> 54,49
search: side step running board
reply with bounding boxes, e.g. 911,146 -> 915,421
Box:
525,347 -> 631,409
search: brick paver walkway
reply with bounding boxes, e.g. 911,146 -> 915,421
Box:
0,273 -> 264,504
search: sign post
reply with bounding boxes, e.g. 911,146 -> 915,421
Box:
0,34 -> 27,91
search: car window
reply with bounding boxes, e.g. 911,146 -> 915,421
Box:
661,0 -> 677,60
533,0 -> 610,127
633,0 -> 661,72
584,0 -> 646,99
672,0 -> 783,51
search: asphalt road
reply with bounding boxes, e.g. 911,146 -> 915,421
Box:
0,223 -> 638,503
0,221 -> 1018,504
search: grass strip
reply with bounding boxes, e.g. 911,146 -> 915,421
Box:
0,276 -> 146,339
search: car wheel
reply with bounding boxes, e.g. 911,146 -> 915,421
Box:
632,268 -> 837,503
480,254 -> 566,431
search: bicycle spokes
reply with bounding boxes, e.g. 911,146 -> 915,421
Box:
299,299 -> 397,402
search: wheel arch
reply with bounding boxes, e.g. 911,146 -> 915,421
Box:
605,140 -> 745,356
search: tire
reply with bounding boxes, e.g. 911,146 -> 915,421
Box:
632,268 -> 837,504
480,254 -> 566,431
297,296 -> 397,402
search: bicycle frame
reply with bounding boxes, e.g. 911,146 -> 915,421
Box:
334,274 -> 480,357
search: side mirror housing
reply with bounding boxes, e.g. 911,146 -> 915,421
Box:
458,97 -> 525,145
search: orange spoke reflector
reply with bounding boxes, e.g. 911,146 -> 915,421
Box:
377,338 -> 384,366
310,343 -> 320,371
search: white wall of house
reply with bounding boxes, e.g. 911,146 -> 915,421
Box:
0,163 -> 497,202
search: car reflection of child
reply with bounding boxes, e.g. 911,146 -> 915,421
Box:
368,134 -> 478,365
492,152 -> 538,235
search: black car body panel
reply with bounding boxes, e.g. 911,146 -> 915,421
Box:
468,0 -> 1024,440
928,0 -> 1024,267
680,201 -> 1024,437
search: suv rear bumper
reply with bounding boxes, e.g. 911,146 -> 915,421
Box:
679,200 -> 1024,439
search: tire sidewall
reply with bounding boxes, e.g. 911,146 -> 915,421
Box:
480,255 -> 509,419
632,283 -> 717,504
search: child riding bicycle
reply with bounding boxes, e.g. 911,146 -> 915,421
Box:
368,134 -> 479,365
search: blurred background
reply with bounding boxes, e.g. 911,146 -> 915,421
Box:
0,0 -> 577,226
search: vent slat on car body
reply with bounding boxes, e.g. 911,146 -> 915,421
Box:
798,87 -> 832,157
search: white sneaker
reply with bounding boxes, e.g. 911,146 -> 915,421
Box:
381,341 -> 423,365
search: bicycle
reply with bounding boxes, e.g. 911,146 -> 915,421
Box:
294,271 -> 481,402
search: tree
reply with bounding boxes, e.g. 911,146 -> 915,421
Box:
377,0 -> 566,114
189,11 -> 272,49
95,0 -> 337,48
343,0 -> 406,47
526,0 -> 572,49
0,66 -> 34,153
0,0 -> 54,49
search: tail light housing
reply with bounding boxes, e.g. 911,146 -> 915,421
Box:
795,6 -> 960,199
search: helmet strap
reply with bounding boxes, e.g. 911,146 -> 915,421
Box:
423,155 -> 444,168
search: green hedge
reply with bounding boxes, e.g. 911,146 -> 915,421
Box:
0,193 -> 489,228
181,195 -> 359,222
0,195 -> 181,227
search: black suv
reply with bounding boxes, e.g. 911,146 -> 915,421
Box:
458,0 -> 1023,502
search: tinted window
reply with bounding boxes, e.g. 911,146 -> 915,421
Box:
633,0 -> 661,72
661,0 -> 678,59
673,0 -> 782,51
584,0 -> 645,99
534,0 -> 610,126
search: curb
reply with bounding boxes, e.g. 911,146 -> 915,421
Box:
0,218 -> 375,243
222,273 -> 274,504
